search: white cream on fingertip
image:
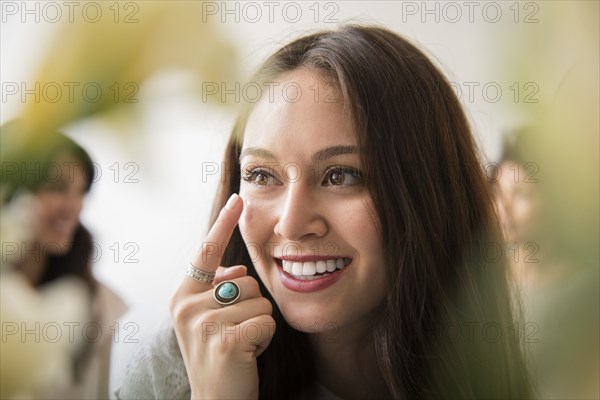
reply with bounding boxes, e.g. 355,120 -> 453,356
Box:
224,193 -> 241,210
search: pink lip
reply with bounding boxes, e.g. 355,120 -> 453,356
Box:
275,258 -> 350,293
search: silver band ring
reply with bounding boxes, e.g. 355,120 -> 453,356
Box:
185,263 -> 215,284
213,280 -> 241,306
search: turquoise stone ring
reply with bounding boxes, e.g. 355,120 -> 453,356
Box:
213,281 -> 241,306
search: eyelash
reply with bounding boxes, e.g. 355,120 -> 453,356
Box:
322,166 -> 362,187
241,165 -> 363,188
241,167 -> 278,187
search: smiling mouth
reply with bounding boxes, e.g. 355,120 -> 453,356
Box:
51,218 -> 77,236
275,257 -> 352,281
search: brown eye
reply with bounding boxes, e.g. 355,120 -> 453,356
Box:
241,168 -> 278,187
254,172 -> 268,186
329,171 -> 345,185
323,167 -> 362,187
41,180 -> 68,193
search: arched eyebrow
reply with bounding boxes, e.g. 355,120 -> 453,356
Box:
311,145 -> 357,162
239,147 -> 276,162
239,145 -> 357,163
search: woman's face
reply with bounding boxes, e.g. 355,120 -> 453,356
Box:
33,154 -> 87,255
496,161 -> 541,243
238,68 -> 386,335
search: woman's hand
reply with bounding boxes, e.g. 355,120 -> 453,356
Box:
170,194 -> 276,399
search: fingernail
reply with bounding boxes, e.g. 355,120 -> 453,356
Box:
225,193 -> 241,210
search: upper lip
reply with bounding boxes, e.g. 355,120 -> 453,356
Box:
276,255 -> 350,262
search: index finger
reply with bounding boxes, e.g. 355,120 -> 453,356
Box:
185,193 -> 243,290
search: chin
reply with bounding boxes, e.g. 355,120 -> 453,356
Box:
277,301 -> 344,334
42,240 -> 73,256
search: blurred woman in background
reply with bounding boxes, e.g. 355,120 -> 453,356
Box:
0,120 -> 126,399
495,117 -> 599,399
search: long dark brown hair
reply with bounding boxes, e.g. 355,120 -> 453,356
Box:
208,25 -> 531,399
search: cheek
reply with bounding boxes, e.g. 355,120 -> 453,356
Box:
238,195 -> 274,254
33,195 -> 58,222
347,198 -> 381,243
240,197 -> 255,227
238,196 -> 279,291
513,198 -> 533,221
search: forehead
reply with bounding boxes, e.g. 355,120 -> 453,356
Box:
242,68 -> 355,156
50,152 -> 88,183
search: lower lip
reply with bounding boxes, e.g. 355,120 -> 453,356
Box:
276,259 -> 350,292
52,222 -> 74,235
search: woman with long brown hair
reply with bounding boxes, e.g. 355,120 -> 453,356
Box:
1,120 -> 126,398
117,25 -> 530,399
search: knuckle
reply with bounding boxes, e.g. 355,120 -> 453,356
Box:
260,315 -> 277,337
197,309 -> 219,325
257,297 -> 273,314
169,294 -> 188,319
168,294 -> 178,315
170,296 -> 204,325
241,276 -> 260,294
266,315 -> 276,325
170,300 -> 191,325
191,316 -> 212,334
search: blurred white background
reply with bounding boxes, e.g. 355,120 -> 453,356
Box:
1,0 -> 582,394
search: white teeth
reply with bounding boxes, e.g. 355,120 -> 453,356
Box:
302,262 -> 316,276
316,261 -> 327,274
292,262 -> 303,276
326,260 -> 336,272
280,258 -> 349,277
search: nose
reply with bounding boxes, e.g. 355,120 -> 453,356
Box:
62,189 -> 84,217
273,182 -> 328,241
